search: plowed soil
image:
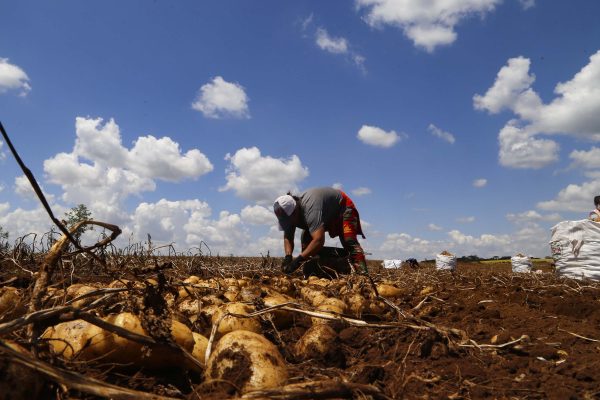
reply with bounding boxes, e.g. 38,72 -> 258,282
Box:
2,258 -> 600,400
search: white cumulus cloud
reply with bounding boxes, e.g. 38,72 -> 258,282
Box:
43,117 -> 212,223
0,58 -> 31,96
132,199 -> 211,244
497,122 -> 559,169
428,223 -> 443,231
128,135 -> 213,182
506,210 -> 562,223
569,146 -> 600,170
356,0 -> 501,52
457,216 -> 475,223
314,28 -> 366,72
14,175 -> 55,202
474,56 -> 537,115
475,51 -> 600,169
428,123 -> 455,144
191,76 -> 250,119
332,182 -> 343,190
472,178 -> 487,188
351,187 -> 372,196
241,205 -> 276,225
316,28 -> 349,54
357,125 -> 406,148
221,147 -> 309,204
519,0 -> 535,10
537,179 -> 600,212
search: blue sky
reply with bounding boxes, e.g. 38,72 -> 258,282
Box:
1,0 -> 600,259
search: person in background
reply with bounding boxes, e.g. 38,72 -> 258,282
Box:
273,187 -> 368,275
589,195 -> 600,222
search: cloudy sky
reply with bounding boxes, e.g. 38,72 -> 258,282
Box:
1,1 -> 600,259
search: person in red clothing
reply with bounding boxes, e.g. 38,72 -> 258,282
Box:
273,187 -> 368,275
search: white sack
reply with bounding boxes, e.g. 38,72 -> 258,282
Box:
550,219 -> 600,280
511,255 -> 532,273
435,253 -> 456,271
382,259 -> 402,269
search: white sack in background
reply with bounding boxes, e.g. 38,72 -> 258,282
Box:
382,259 -> 402,269
436,253 -> 456,271
550,219 -> 600,280
511,255 -> 532,273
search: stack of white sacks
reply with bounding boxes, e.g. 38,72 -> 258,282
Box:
382,259 -> 402,269
511,254 -> 532,273
435,251 -> 456,271
550,219 -> 600,280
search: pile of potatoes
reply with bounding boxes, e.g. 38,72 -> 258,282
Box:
1,274 -> 406,394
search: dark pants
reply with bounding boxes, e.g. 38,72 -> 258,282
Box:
301,207 -> 367,274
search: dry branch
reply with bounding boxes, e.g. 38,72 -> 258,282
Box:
240,379 -> 391,400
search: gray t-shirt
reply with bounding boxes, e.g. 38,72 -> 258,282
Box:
298,187 -> 343,233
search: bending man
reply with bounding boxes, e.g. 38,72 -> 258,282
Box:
273,187 -> 368,275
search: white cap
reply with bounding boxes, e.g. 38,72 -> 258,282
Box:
274,195 -> 296,231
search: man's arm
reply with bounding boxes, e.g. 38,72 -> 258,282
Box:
283,228 -> 295,256
299,226 -> 325,258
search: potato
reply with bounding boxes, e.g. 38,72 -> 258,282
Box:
300,286 -> 327,307
178,298 -> 201,317
223,286 -> 240,302
367,300 -> 387,315
0,287 -> 25,320
44,313 -> 197,370
205,331 -> 287,393
43,319 -> 108,360
223,278 -> 239,287
311,278 -> 331,288
311,298 -> 346,325
178,277 -> 218,299
345,293 -> 367,317
212,302 -> 261,336
263,293 -> 295,328
145,319 -> 196,369
239,285 -> 261,302
191,332 -> 209,365
376,283 -> 404,298
103,312 -> 146,364
293,324 -> 338,361
65,284 -> 98,308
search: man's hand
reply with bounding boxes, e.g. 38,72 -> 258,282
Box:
283,255 -> 305,274
281,255 -> 293,272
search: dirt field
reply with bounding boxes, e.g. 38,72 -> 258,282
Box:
1,255 -> 600,400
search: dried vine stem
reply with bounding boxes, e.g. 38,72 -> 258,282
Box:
239,379 -> 391,400
28,220 -> 121,341
0,340 -> 178,400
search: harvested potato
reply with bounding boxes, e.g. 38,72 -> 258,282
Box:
43,313 -> 196,370
376,283 -> 404,298
190,332 -> 209,365
43,319 -> 108,360
212,302 -> 261,336
345,293 -> 367,317
0,287 -> 25,320
205,330 -> 287,393
293,324 -> 338,361
263,292 -> 295,328
311,298 -> 345,325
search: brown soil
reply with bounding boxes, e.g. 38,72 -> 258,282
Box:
2,257 -> 600,399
